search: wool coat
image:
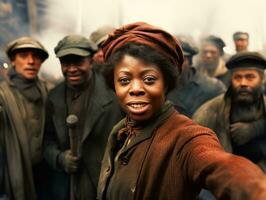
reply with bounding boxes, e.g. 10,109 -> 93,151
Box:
98,105 -> 266,200
0,78 -> 48,200
193,92 -> 266,170
44,71 -> 124,200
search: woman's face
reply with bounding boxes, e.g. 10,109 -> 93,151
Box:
114,55 -> 166,122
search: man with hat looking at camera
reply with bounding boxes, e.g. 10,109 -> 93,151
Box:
193,51 -> 266,172
44,35 -> 123,200
233,31 -> 249,53
0,37 -> 50,200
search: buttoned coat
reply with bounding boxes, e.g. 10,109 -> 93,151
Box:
44,70 -> 124,200
98,108 -> 266,200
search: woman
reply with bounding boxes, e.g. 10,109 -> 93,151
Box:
97,22 -> 266,200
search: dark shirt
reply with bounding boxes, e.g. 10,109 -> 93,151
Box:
167,66 -> 225,117
230,100 -> 265,163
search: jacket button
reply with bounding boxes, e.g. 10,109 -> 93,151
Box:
106,166 -> 110,172
120,157 -> 129,165
131,186 -> 136,193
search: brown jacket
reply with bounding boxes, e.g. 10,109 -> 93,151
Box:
98,108 -> 266,200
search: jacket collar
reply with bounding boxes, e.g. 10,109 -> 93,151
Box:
50,70 -> 115,145
98,102 -> 175,198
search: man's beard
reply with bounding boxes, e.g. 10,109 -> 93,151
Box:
232,84 -> 263,105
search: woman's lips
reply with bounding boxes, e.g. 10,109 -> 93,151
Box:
127,102 -> 149,115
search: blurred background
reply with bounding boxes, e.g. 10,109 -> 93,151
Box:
1,0 -> 266,80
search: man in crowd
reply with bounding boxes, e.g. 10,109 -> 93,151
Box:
193,51 -> 266,171
89,25 -> 115,67
0,37 -> 50,200
44,35 -> 123,200
233,31 -> 249,53
167,39 -> 225,117
195,35 -> 230,87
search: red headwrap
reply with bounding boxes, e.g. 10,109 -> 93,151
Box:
101,22 -> 184,72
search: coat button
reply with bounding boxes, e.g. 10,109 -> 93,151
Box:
120,157 -> 129,165
106,166 -> 110,172
131,186 -> 136,193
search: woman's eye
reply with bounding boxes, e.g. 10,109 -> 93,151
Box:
118,77 -> 130,85
144,76 -> 156,84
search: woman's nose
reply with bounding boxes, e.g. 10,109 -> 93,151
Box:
129,80 -> 145,96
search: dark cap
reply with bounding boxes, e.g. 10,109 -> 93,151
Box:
89,25 -> 115,47
6,37 -> 49,61
204,35 -> 226,55
54,35 -> 97,58
180,40 -> 198,57
233,31 -> 249,41
226,51 -> 266,70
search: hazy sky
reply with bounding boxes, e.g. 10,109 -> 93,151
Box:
39,0 -> 266,79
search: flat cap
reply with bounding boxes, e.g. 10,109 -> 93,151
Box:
233,31 -> 249,41
6,37 -> 49,60
54,35 -> 97,58
89,25 -> 115,47
180,40 -> 198,57
226,51 -> 266,70
204,35 -> 225,55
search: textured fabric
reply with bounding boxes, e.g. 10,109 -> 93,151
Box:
101,22 -> 184,71
98,108 -> 266,200
105,102 -> 174,200
14,90 -> 44,166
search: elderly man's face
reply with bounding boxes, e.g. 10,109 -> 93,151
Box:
201,43 -> 220,64
12,49 -> 43,80
231,68 -> 263,104
234,38 -> 249,52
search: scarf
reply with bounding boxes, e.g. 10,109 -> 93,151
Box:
117,101 -> 174,142
8,67 -> 41,102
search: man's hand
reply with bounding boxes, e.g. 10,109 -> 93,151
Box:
230,122 -> 255,146
59,150 -> 80,173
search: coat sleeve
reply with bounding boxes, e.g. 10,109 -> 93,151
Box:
192,98 -> 219,131
0,105 -> 5,197
179,127 -> 266,200
43,100 -> 62,170
0,105 -> 10,200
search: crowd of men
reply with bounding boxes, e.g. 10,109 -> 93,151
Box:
0,25 -> 266,200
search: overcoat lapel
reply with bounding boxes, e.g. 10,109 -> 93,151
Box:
51,83 -> 69,147
81,73 -> 113,144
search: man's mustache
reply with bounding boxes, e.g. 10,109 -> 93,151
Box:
236,88 -> 252,93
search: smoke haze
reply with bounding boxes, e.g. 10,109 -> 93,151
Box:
38,0 -> 266,81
